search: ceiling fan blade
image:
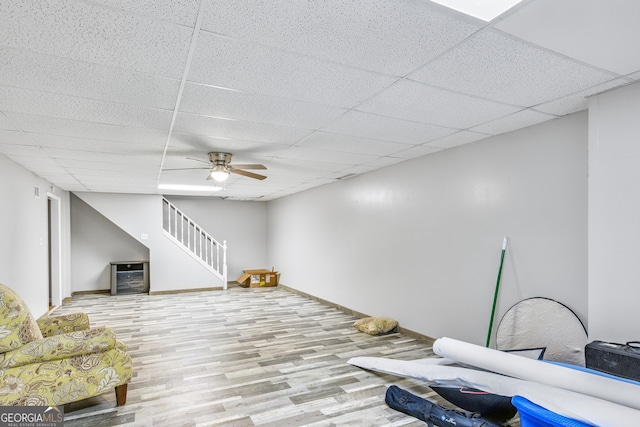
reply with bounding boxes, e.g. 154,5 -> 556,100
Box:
229,163 -> 267,170
231,168 -> 267,180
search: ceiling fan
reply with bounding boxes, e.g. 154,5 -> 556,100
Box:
167,152 -> 267,182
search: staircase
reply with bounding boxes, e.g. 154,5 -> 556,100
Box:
162,197 -> 228,288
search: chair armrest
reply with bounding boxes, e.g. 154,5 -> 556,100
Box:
37,313 -> 90,337
0,327 -> 117,370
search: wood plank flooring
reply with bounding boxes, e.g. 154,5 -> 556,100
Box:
55,286 -> 520,426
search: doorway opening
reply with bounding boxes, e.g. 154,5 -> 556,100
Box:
47,193 -> 62,308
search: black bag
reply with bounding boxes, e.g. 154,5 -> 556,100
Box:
385,385 -> 504,427
585,341 -> 640,382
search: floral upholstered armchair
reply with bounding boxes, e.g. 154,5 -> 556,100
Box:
0,283 -> 132,406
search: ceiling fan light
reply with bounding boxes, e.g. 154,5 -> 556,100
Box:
209,165 -> 230,182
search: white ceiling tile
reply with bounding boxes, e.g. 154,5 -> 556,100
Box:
337,164 -> 380,176
0,129 -> 29,145
391,145 -> 444,159
409,30 -> 616,107
358,80 -> 520,129
272,146 -> 377,165
533,78 -> 632,116
0,87 -> 173,130
1,0 -> 636,200
258,162 -> 334,179
0,47 -> 180,109
0,113 -> 19,131
187,32 -> 398,108
321,110 -> 457,144
91,0 -> 201,27
203,0 -> 480,76
469,109 -> 556,135
5,113 -> 169,145
494,0 -> 640,75
264,156 -> 354,173
360,156 -> 407,168
179,83 -> 347,129
425,130 -> 490,149
173,113 -> 312,144
0,141 -> 48,157
44,148 -> 163,167
297,132 -> 413,156
59,158 -> 161,172
168,134 -> 293,159
4,154 -> 63,169
72,172 -> 159,183
84,183 -> 160,193
27,134 -> 165,154
0,0 -> 192,78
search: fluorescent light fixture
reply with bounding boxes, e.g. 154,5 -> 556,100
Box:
430,0 -> 525,21
158,184 -> 222,192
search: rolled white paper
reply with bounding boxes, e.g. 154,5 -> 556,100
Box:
433,337 -> 640,411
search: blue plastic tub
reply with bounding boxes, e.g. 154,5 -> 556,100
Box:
512,396 -> 594,427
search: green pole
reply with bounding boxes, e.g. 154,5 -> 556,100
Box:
486,237 -> 508,347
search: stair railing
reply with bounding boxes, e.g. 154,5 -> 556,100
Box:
162,197 -> 227,288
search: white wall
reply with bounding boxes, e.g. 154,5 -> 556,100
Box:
588,81 -> 640,342
73,192 -> 222,293
267,112 -> 588,345
70,194 -> 150,291
164,196 -> 267,280
0,153 -> 71,317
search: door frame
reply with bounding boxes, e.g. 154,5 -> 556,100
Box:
47,192 -> 62,307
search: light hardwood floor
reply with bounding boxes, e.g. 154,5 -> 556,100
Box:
56,285 -> 519,426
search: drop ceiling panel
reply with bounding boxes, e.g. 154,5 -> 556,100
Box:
533,78 -> 632,116
360,156 -> 408,168
0,113 -> 18,131
425,131 -> 490,149
320,110 -> 457,144
0,0 -> 192,79
27,135 -> 165,154
1,0 -> 636,200
5,114 -> 169,145
0,87 -> 173,130
264,156 -> 353,173
409,30 -> 617,107
179,83 -> 347,129
92,0 -> 201,27
494,0 -> 640,75
273,146 -> 377,165
72,172 -> 159,183
357,80 -> 520,129
47,149 -> 162,168
168,134 -> 292,157
187,33 -> 398,108
203,0 -> 480,76
296,132 -> 413,156
0,48 -> 180,110
60,159 -> 161,173
392,145 -> 444,159
173,113 -> 312,143
0,140 -> 47,157
469,109 -> 556,135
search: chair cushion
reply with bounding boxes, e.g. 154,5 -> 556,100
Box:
0,284 -> 43,352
